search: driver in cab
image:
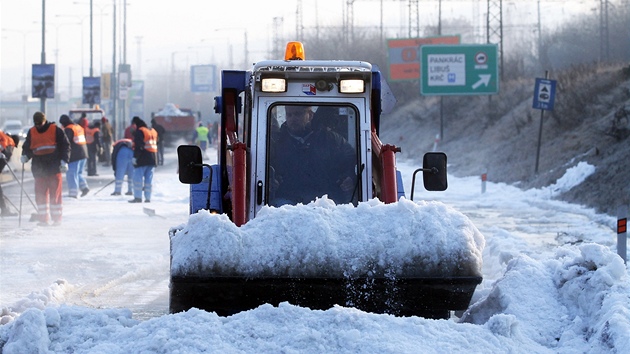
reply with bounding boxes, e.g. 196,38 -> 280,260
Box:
268,105 -> 357,207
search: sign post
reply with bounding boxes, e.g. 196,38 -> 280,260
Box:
618,205 -> 627,264
533,72 -> 557,174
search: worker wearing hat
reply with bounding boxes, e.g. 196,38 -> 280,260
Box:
20,111 -> 71,226
60,114 -> 90,198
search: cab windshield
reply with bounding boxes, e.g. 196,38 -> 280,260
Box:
267,104 -> 360,207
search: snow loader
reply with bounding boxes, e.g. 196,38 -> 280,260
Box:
170,42 -> 483,319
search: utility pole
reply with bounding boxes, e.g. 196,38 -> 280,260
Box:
272,17 -> 283,59
112,0 -> 117,138
136,36 -> 143,79
408,0 -> 419,38
600,0 -> 610,62
90,0 -> 93,78
89,0 -> 94,108
40,0 -> 47,113
486,0 -> 503,81
122,0 -> 127,127
296,0 -> 303,41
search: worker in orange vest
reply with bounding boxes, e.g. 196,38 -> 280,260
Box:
20,112 -> 70,226
84,119 -> 102,176
128,116 -> 158,203
0,128 -> 18,216
60,114 -> 90,198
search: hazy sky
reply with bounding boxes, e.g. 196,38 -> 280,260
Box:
1,0 -> 594,96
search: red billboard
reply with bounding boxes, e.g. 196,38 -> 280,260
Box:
387,35 -> 461,81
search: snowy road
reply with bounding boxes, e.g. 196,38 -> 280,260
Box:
0,149 -> 622,320
397,159 -> 620,295
0,148 -> 192,320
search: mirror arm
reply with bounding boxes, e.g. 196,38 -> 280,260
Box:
189,162 -> 214,210
410,167 -> 440,201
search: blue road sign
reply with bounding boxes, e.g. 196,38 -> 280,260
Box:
191,65 -> 217,92
532,78 -> 556,110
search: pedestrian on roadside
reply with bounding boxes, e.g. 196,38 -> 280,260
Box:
20,112 -> 71,226
100,116 -> 114,166
0,128 -> 18,217
59,114 -> 90,198
151,118 -> 166,166
192,122 -> 209,156
85,119 -> 102,176
110,138 -> 134,196
129,117 -> 158,203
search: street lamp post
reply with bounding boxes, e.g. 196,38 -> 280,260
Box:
90,0 -> 93,78
1,29 -> 38,96
40,0 -> 47,113
73,1 -> 110,76
169,50 -> 197,102
37,20 -> 83,114
112,0 -> 117,137
50,21 -> 81,118
56,14 -> 88,77
211,28 -> 249,69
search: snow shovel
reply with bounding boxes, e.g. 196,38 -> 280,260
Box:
94,179 -> 116,195
143,207 -> 165,218
18,163 -> 24,227
2,194 -> 19,214
5,162 -> 38,210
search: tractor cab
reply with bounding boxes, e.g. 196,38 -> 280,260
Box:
178,41 -> 447,224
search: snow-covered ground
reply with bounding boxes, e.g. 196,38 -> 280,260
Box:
1,147 -> 628,353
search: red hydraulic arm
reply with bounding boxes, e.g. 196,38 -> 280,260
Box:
231,142 -> 247,226
223,90 -> 247,226
371,129 -> 400,204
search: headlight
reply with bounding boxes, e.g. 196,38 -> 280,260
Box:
261,78 -> 286,93
339,79 -> 364,93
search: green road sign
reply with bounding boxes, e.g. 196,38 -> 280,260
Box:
420,44 -> 499,95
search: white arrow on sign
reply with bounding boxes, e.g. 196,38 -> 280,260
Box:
472,74 -> 492,89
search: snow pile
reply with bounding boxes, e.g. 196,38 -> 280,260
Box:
1,244 -> 627,353
170,197 -> 485,278
154,103 -> 189,117
547,162 -> 596,197
0,280 -> 73,325
462,243 -> 630,351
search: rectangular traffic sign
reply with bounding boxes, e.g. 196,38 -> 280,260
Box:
532,78 -> 557,110
420,44 -> 499,95
191,65 -> 217,92
387,35 -> 461,81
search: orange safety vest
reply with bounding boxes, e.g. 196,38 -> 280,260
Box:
68,123 -> 87,145
139,126 -> 158,152
0,130 -> 16,149
29,125 -> 57,155
85,126 -> 100,144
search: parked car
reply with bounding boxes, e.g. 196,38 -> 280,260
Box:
2,119 -> 27,145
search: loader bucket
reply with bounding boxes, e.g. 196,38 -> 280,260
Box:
169,275 -> 482,319
169,180 -> 484,320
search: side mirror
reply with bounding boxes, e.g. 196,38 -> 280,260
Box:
177,145 -> 203,184
422,152 -> 448,191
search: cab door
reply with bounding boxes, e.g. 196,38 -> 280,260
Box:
249,96 -> 275,218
